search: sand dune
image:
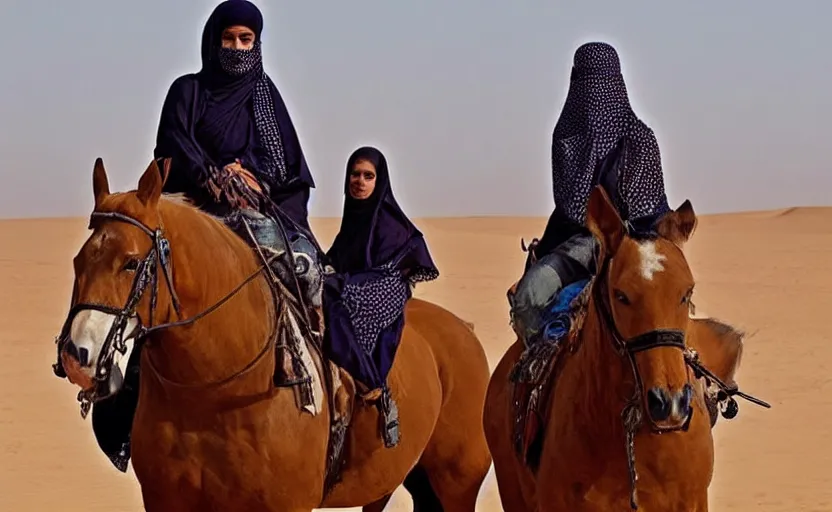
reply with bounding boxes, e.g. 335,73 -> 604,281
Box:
1,209 -> 830,511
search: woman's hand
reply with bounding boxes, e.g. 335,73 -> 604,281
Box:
224,159 -> 262,193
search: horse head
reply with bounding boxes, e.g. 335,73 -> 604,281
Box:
53,157 -> 180,412
586,185 -> 699,432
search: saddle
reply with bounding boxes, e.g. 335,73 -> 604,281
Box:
224,209 -> 407,491
222,207 -> 357,493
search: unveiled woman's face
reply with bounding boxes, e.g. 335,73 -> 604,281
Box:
221,25 -> 256,50
348,159 -> 376,200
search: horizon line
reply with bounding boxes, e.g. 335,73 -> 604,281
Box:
1,205 -> 827,223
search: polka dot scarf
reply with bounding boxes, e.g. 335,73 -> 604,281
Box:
342,262 -> 437,355
218,41 -> 288,184
551,42 -> 669,225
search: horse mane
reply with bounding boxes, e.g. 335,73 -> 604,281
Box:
690,316 -> 746,386
696,317 -> 746,341
159,193 -> 223,222
159,192 -> 195,206
158,193 -> 233,238
153,193 -> 263,279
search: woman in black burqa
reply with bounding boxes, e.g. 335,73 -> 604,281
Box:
509,42 -> 672,346
323,146 -> 439,448
153,0 -> 316,236
156,0 -> 325,346
90,0 -> 322,473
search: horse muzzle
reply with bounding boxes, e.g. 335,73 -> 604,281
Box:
646,383 -> 694,432
59,342 -> 96,391
52,306 -> 140,418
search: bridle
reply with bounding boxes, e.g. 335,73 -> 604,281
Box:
591,228 -> 771,510
52,210 -> 278,419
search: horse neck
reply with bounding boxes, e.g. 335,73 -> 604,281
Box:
145,199 -> 276,386
567,296 -> 631,439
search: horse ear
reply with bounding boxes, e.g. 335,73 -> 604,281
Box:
159,157 -> 172,187
92,157 -> 110,208
585,185 -> 624,256
136,158 -> 163,207
656,199 -> 698,247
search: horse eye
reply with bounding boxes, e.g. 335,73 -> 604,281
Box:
122,258 -> 140,272
613,289 -> 630,305
681,288 -> 694,305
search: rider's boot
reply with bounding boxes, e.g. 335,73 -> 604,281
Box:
379,386 -> 400,448
356,383 -> 400,448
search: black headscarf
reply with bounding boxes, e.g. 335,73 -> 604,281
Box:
326,147 -> 438,279
154,0 -> 313,204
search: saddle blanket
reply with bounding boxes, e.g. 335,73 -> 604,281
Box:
509,278 -> 592,469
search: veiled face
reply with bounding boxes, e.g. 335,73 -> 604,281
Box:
349,159 -> 377,200
221,25 -> 255,50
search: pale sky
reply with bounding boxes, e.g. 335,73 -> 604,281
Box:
0,0 -> 829,219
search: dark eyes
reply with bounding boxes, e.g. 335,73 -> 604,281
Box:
612,287 -> 695,308
351,171 -> 375,180
682,287 -> 696,313
122,257 -> 140,272
221,35 -> 253,44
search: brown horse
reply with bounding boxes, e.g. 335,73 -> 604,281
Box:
483,186 -> 769,511
53,158 -> 492,511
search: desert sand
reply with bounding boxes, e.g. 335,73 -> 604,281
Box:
0,208 -> 829,511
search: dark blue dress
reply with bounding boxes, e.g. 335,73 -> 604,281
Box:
323,147 -> 439,391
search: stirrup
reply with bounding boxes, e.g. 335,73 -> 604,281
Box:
380,387 -> 400,448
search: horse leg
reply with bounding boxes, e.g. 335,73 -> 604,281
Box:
491,457 -> 535,512
362,494 -> 392,512
410,452 -> 488,512
412,423 -> 491,512
140,489 -> 200,512
483,341 -> 537,512
692,493 -> 710,512
406,344 -> 491,511
374,462 -> 478,512
484,378 -> 535,512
